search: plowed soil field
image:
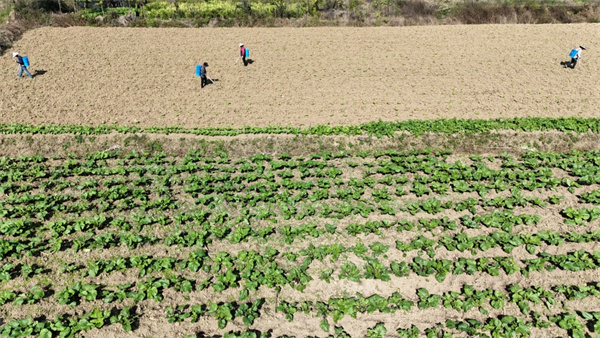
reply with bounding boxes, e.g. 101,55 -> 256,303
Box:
1,24 -> 599,128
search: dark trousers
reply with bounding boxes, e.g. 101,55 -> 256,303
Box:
201,76 -> 207,88
569,58 -> 578,69
242,56 -> 247,66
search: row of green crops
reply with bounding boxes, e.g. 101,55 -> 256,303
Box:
3,148 -> 600,336
1,117 -> 600,136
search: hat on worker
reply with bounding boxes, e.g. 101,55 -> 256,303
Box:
580,45 -> 586,50
239,43 -> 244,47
203,62 -> 208,66
12,52 -> 18,57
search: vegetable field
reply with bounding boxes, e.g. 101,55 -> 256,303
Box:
3,146 -> 600,337
2,23 -> 600,337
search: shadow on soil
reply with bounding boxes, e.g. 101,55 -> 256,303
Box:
195,329 -> 271,338
33,69 -> 47,78
560,60 -> 577,69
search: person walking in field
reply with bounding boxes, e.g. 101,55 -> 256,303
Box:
239,43 -> 247,67
13,52 -> 33,79
199,62 -> 209,88
564,46 -> 586,69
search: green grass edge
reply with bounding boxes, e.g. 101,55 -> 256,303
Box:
1,117 -> 599,137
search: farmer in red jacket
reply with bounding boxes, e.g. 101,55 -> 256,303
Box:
239,43 -> 247,67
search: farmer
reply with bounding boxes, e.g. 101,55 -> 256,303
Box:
566,46 -> 586,69
199,62 -> 209,88
13,52 -> 32,79
239,43 -> 247,67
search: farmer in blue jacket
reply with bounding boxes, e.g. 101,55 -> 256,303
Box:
13,52 -> 33,79
199,62 -> 209,88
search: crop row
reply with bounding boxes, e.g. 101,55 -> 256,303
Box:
396,310 -> 600,338
4,146 -> 600,176
1,117 -> 600,136
4,280 -> 596,323
0,189 -> 555,227
6,206 -> 600,263
3,149 -> 600,201
9,226 -> 600,278
1,307 -> 136,338
0,187 -> 578,237
0,164 -> 588,201
5,150 -> 600,237
7,247 -> 596,288
5,279 -> 600,337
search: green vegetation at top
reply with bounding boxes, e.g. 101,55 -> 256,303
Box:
7,0 -> 600,28
1,117 -> 600,137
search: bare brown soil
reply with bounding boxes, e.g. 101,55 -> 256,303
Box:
1,24 -> 599,129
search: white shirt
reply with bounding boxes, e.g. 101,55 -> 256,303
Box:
574,48 -> 583,60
